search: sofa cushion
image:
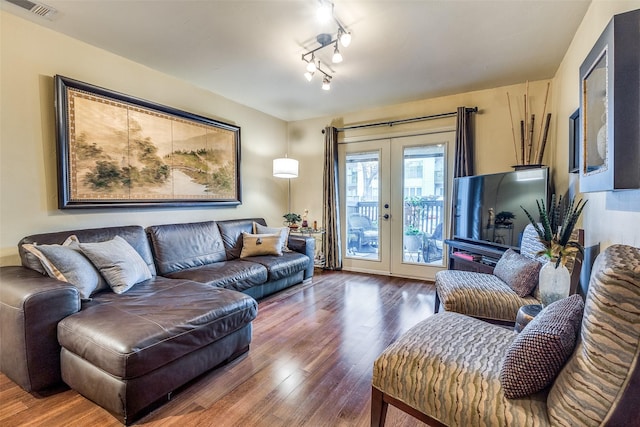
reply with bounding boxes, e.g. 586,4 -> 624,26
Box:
500,294 -> 584,398
164,260 -> 268,292
57,277 -> 258,379
494,249 -> 542,297
435,269 -> 539,322
79,236 -> 152,294
217,219 -> 257,259
240,232 -> 283,257
22,235 -> 106,299
241,251 -> 309,282
146,221 -> 226,275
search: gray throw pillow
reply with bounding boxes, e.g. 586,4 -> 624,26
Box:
500,294 -> 584,398
494,249 -> 542,297
22,235 -> 106,299
254,222 -> 291,252
79,235 -> 152,294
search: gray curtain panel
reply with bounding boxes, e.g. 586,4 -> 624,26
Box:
454,106 -> 475,178
322,126 -> 342,270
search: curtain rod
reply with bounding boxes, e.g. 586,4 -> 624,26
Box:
323,107 -> 478,133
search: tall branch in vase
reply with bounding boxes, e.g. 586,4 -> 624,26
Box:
507,82 -> 552,167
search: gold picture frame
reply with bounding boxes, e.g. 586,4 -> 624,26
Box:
55,75 -> 241,208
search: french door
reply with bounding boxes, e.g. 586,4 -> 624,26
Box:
338,132 -> 454,280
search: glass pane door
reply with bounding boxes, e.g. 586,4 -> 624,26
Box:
402,144 -> 445,264
345,151 -> 380,260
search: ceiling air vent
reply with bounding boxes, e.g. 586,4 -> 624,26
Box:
4,0 -> 57,19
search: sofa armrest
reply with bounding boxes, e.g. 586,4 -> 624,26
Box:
0,266 -> 80,392
288,235 -> 315,280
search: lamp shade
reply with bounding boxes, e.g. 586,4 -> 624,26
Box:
273,157 -> 299,178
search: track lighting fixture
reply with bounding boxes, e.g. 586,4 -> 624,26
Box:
300,1 -> 351,91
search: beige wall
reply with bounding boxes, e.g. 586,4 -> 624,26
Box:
551,1 -> 640,249
289,1 -> 640,252
288,81 -> 553,231
0,11 -> 289,265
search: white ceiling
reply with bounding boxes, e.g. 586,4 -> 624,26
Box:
2,0 -> 591,122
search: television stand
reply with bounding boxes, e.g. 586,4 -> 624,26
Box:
444,239 -> 509,274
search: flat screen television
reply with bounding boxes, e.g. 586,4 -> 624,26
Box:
453,167 -> 550,249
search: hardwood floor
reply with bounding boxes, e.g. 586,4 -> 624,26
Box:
0,270 -> 437,426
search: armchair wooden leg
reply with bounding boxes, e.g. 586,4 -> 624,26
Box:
370,386 -> 388,427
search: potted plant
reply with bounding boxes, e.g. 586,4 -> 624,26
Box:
521,195 -> 587,306
495,211 -> 515,225
404,197 -> 425,253
283,212 -> 302,229
404,224 -> 423,252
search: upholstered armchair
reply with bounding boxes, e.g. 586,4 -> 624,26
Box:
372,244 -> 640,426
434,224 -> 582,324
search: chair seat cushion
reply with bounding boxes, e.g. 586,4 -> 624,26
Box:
373,312 -> 550,426
57,277 -> 257,379
435,270 -> 539,322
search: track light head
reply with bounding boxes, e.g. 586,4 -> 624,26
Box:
322,76 -> 331,91
317,0 -> 333,23
306,57 -> 317,73
332,43 -> 343,64
304,71 -> 314,82
339,30 -> 351,47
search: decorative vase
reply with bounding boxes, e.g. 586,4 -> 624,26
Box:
538,261 -> 571,307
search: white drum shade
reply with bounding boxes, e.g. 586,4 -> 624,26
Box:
273,158 -> 299,178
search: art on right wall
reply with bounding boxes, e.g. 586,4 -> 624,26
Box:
579,8 -> 640,192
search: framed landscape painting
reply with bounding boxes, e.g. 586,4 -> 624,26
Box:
54,75 -> 241,208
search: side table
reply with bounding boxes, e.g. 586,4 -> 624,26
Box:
514,304 -> 542,333
290,228 -> 325,268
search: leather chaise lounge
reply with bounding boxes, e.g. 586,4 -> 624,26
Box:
0,218 -> 314,424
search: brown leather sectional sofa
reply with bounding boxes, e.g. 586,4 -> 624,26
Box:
0,218 -> 314,424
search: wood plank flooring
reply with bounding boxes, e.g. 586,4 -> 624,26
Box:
0,270 -> 437,426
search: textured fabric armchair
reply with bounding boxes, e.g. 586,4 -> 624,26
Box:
434,224 -> 582,323
372,244 -> 640,426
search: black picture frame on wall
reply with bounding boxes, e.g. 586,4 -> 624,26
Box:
569,109 -> 580,173
54,75 -> 242,208
579,9 -> 640,192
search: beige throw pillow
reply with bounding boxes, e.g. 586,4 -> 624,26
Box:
253,222 -> 291,252
240,232 -> 283,257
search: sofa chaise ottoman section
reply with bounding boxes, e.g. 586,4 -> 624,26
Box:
57,277 -> 257,423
